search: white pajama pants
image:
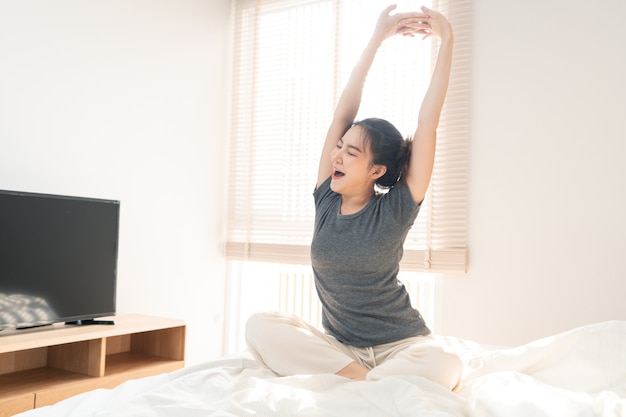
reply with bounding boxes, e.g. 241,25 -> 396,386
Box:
245,311 -> 463,391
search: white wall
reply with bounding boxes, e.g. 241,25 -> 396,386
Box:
0,0 -> 232,365
440,0 -> 626,346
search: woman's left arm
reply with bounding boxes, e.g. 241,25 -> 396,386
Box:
404,6 -> 454,204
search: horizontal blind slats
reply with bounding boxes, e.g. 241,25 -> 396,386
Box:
226,242 -> 466,273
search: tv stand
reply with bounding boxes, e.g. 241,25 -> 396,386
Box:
0,314 -> 185,417
66,319 -> 115,326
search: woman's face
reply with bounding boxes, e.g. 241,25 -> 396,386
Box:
330,126 -> 384,195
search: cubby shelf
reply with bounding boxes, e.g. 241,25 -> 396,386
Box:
0,314 -> 185,417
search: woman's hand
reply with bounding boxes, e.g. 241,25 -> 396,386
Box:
419,6 -> 453,41
371,4 -> 430,43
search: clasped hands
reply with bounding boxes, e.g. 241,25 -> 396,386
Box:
374,4 -> 452,41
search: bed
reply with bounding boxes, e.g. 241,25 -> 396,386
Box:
16,320 -> 626,417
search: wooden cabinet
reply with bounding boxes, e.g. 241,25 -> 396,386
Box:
0,314 -> 185,416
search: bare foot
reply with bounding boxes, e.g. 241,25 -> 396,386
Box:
336,362 -> 369,381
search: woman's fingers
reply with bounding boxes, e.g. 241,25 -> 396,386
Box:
397,19 -> 430,36
380,4 -> 397,16
419,5 -> 452,39
394,11 -> 430,36
375,5 -> 449,40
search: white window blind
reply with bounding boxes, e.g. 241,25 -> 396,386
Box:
227,0 -> 471,272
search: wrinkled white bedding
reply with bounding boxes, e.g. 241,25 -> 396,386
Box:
17,321 -> 626,417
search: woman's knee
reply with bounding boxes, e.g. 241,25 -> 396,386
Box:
399,345 -> 463,390
244,311 -> 284,365
245,311 -> 278,346
438,350 -> 463,390
245,311 -> 302,349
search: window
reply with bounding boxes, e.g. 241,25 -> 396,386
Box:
225,0 -> 471,352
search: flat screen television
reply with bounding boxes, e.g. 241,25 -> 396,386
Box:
0,189 -> 120,330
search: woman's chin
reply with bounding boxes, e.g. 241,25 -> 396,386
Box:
330,179 -> 342,193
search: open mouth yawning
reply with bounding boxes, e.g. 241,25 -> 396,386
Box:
332,170 -> 345,179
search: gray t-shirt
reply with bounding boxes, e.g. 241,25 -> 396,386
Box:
311,177 -> 430,347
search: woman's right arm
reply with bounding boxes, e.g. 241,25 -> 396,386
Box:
316,5 -> 429,187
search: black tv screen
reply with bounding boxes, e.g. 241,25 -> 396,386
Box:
0,189 -> 119,330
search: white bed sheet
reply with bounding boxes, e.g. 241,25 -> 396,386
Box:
16,321 -> 626,417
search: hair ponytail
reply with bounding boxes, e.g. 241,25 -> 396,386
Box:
396,138 -> 412,185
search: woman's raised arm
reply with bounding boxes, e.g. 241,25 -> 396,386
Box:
404,6 -> 454,204
317,5 -> 429,187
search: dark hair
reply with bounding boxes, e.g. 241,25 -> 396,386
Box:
353,118 -> 411,188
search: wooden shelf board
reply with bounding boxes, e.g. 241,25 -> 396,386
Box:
34,356 -> 184,408
0,367 -> 93,398
0,315 -> 185,354
0,357 -> 184,411
105,351 -> 184,375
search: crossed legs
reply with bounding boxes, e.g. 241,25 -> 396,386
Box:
245,311 -> 462,390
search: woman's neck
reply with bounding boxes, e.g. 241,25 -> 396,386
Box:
340,192 -> 374,215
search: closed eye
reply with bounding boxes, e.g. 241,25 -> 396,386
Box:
336,139 -> 360,156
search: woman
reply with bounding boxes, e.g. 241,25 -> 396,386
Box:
246,4 -> 462,390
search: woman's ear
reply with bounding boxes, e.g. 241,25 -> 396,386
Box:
370,165 -> 387,179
